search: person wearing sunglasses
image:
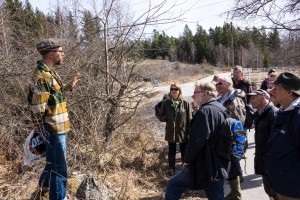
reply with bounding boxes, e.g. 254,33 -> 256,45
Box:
215,76 -> 246,200
158,83 -> 192,175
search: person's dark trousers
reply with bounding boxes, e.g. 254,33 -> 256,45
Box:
39,125 -> 68,200
168,142 -> 187,169
262,174 -> 274,197
228,159 -> 241,179
165,167 -> 225,200
237,160 -> 243,176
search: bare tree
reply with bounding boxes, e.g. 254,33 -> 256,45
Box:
227,0 -> 300,31
52,0 -> 188,146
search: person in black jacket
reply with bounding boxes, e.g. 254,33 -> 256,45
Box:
232,65 -> 253,96
261,69 -> 278,91
165,81 -> 228,200
247,89 -> 278,199
266,72 -> 300,199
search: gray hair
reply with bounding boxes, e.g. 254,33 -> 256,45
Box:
218,76 -> 233,85
195,81 -> 218,98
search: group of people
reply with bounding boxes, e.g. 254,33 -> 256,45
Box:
157,66 -> 300,200
27,38 -> 300,200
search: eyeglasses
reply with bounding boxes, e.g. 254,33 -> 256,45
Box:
170,88 -> 179,91
216,82 -> 222,86
51,50 -> 64,53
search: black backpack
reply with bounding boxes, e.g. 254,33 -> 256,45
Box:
154,94 -> 170,119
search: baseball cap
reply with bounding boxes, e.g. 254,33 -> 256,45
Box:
247,89 -> 270,99
233,65 -> 243,72
268,68 -> 276,75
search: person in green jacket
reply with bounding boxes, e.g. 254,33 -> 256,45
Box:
159,83 -> 192,175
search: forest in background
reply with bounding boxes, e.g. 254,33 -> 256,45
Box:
1,0 -> 299,69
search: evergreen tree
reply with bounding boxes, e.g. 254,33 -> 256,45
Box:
251,27 -> 262,48
81,10 -> 101,47
35,9 -> 47,36
54,7 -> 64,38
158,32 -> 171,60
222,23 -> 231,48
66,11 -> 79,41
268,28 -> 280,50
151,29 -> 160,59
263,51 -> 270,68
194,25 -> 210,63
239,28 -> 252,49
259,28 -> 268,52
181,24 -> 193,62
141,39 -> 152,58
209,26 -> 223,46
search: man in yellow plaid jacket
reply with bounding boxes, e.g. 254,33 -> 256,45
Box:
28,38 -> 80,200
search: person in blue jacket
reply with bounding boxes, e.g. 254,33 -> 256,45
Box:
266,72 -> 300,199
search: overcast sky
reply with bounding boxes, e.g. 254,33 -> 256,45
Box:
26,0 -> 245,37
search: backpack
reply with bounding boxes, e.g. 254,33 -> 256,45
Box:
154,93 -> 170,119
209,102 -> 248,161
215,117 -> 247,160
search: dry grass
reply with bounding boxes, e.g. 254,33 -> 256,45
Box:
135,59 -> 220,86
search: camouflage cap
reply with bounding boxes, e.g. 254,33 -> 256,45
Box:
36,38 -> 62,55
233,65 -> 243,72
247,89 -> 270,99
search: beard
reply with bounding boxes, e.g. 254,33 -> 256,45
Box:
232,76 -> 239,81
55,59 -> 63,65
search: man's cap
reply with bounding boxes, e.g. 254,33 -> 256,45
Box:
274,72 -> 300,96
269,71 -> 278,77
268,68 -> 276,75
233,65 -> 243,72
36,38 -> 62,54
247,89 -> 270,99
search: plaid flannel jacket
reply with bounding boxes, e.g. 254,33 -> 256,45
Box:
28,60 -> 72,134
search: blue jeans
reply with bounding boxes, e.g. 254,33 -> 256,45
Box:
39,125 -> 67,200
165,167 -> 224,200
